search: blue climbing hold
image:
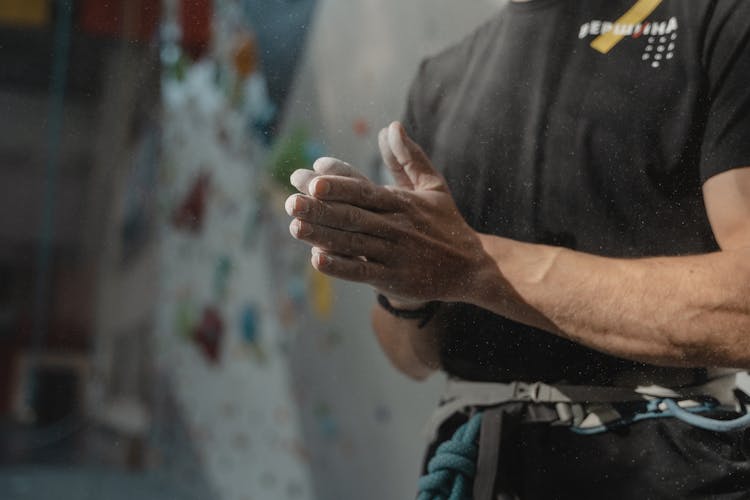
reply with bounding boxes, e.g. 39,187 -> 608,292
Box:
241,304 -> 259,344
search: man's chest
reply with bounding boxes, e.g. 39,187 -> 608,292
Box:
430,1 -> 709,238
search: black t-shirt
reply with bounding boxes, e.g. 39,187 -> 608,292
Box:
402,0 -> 750,384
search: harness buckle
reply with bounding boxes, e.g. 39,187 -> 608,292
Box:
512,381 -> 542,402
512,381 -> 561,403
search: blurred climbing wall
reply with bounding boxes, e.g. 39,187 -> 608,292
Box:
148,1 -> 509,500
278,1 -> 507,499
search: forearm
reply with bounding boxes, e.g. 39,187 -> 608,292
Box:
285,135 -> 750,368
472,235 -> 750,368
370,303 -> 442,380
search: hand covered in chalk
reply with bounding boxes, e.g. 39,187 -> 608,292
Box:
285,122 -> 493,304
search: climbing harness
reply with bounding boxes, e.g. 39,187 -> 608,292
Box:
417,371 -> 750,500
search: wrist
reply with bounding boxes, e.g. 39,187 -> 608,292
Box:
470,233 -> 564,319
462,233 -> 507,307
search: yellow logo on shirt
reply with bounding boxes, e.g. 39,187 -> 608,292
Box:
586,0 -> 665,54
577,0 -> 679,68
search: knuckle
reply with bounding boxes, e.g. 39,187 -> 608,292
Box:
349,233 -> 365,252
345,207 -> 362,228
380,239 -> 395,257
359,181 -> 374,202
313,200 -> 327,220
372,219 -> 388,238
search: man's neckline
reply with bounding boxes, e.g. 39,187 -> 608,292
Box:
507,0 -> 565,11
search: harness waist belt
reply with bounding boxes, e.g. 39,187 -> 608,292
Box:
425,371 -> 750,441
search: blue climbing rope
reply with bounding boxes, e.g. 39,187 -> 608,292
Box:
417,412 -> 483,500
571,398 -> 750,435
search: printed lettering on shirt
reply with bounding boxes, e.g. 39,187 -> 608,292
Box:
578,18 -> 678,40
579,15 -> 679,69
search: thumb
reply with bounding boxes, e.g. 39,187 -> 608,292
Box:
387,121 -> 446,191
379,127 -> 414,190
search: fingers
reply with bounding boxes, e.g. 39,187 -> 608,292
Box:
307,175 -> 404,212
313,157 -> 368,180
289,218 -> 392,261
285,194 -> 390,236
290,157 -> 368,195
387,121 -> 446,191
311,248 -> 388,285
378,127 -> 414,189
290,169 -> 318,195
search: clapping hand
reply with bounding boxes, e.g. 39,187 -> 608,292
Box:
285,122 -> 492,304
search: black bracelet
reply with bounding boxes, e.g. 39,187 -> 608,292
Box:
376,294 -> 439,328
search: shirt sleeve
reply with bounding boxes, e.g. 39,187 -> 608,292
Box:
699,0 -> 750,183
